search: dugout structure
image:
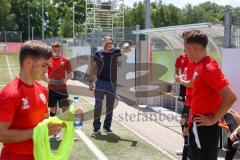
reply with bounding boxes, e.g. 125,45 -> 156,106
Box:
133,23 -> 224,110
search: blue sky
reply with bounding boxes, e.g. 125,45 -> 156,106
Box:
125,0 -> 240,8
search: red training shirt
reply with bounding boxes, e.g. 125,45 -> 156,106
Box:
185,61 -> 196,107
48,56 -> 72,91
175,54 -> 189,74
0,78 -> 48,156
190,56 -> 229,120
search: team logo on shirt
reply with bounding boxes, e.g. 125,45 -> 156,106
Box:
193,71 -> 199,80
61,61 -> 65,66
39,93 -> 47,105
21,98 -> 30,110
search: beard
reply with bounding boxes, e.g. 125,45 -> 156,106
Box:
53,53 -> 60,58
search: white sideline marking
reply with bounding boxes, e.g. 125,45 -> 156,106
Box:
0,64 -> 19,66
75,129 -> 108,160
5,55 -> 13,80
113,117 -> 177,160
80,96 -> 177,160
7,64 -> 19,66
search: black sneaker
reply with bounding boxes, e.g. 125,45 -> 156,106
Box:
178,96 -> 185,102
92,128 -> 101,135
103,128 -> 113,134
232,140 -> 240,149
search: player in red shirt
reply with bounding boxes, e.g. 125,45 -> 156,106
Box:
0,41 -> 64,160
176,30 -> 237,160
180,61 -> 196,160
175,54 -> 189,76
176,31 -> 195,159
185,61 -> 195,108
46,41 -> 72,117
175,54 -> 189,102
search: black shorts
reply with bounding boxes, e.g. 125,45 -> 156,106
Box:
189,123 -> 219,160
48,89 -> 69,108
178,84 -> 186,102
181,106 -> 189,120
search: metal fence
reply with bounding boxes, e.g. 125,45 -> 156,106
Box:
231,13 -> 240,47
74,26 -> 138,47
0,31 -> 22,42
232,25 -> 240,47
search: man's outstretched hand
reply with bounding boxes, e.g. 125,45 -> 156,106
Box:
89,81 -> 94,91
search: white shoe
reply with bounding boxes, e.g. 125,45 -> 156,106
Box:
74,134 -> 79,141
55,128 -> 66,141
55,133 -> 61,141
103,128 -> 113,134
176,148 -> 183,155
92,129 -> 101,135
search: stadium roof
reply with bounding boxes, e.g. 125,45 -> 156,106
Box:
133,23 -> 223,36
133,23 -> 224,54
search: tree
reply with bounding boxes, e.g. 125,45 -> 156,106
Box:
232,7 -> 240,25
151,1 -> 168,27
181,2 -> 226,24
124,2 -> 145,29
151,3 -> 182,27
9,0 -> 51,40
3,0 -> 240,40
165,4 -> 182,26
125,1 -> 240,28
53,0 -> 86,36
0,0 -> 15,30
60,6 -> 73,37
7,0 -> 86,40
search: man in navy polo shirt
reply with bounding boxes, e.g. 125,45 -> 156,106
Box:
88,36 -> 130,135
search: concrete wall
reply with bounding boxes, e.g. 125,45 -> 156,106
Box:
0,42 -> 22,54
222,48 -> 240,112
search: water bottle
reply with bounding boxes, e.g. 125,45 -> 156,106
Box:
73,96 -> 83,129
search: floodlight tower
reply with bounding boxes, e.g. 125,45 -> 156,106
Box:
85,0 -> 125,46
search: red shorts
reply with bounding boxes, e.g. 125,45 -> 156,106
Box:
0,149 -> 34,160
